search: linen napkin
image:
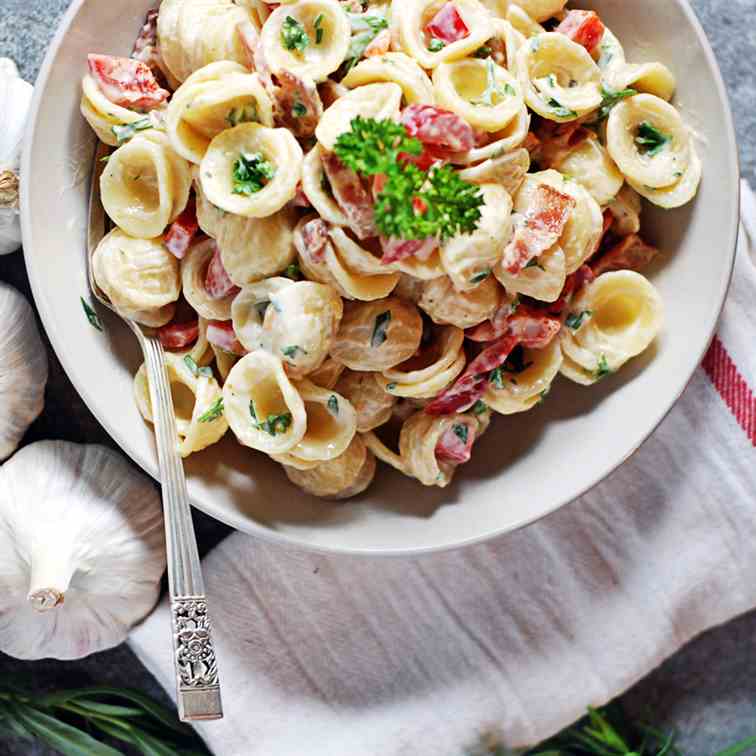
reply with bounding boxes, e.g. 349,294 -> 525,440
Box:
129,182 -> 756,755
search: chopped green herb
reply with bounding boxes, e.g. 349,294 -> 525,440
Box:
635,121 -> 671,157
198,396 -> 224,423
232,152 -> 276,196
249,401 -> 293,435
674,170 -> 683,178
510,294 -> 521,313
112,117 -> 152,144
428,38 -> 445,52
371,310 -> 391,347
566,310 -> 593,330
596,354 -> 612,380
292,100 -> 308,118
473,46 -> 491,58
469,269 -> 491,284
284,263 -> 302,280
226,104 -> 259,128
184,355 -> 213,377
471,59 -> 515,107
547,98 -> 578,119
453,424 -> 469,444
314,13 -> 325,44
281,15 -> 309,51
80,297 -> 103,331
472,400 -> 488,416
327,394 -> 339,414
99,154 -> 110,163
490,367 -> 504,389
282,345 -> 307,359
524,257 -> 545,271
343,13 -> 389,71
537,388 -> 549,404
386,382 -> 397,391
597,85 -> 637,120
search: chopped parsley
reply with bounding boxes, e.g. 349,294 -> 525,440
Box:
595,354 -> 612,380
198,396 -> 224,423
281,15 -> 309,52
327,395 -> 339,414
282,345 -> 307,359
284,263 -> 302,280
184,355 -> 213,377
635,121 -> 671,156
386,382 -> 397,391
566,310 -> 593,330
597,85 -> 637,120
490,367 -> 504,389
472,59 -> 516,107
453,424 -> 469,444
80,297 -> 103,331
428,38 -> 445,52
547,98 -> 578,119
343,12 -> 389,71
371,311 -> 391,347
469,269 -> 491,284
249,401 -> 292,436
473,46 -> 492,58
471,400 -> 488,416
232,152 -> 276,196
226,104 -> 259,128
314,13 -> 325,44
112,118 -> 152,144
292,100 -> 308,118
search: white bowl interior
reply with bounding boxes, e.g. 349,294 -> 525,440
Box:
22,0 -> 739,555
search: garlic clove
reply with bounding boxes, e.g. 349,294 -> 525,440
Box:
0,57 -> 33,255
0,441 -> 167,660
0,283 -> 48,460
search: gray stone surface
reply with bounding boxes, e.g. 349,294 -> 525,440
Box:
1,1 -> 756,754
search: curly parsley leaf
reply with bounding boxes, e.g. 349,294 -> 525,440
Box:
635,121 -> 671,156
198,397 -> 224,423
232,152 -> 276,196
334,116 -> 422,176
281,15 -> 309,51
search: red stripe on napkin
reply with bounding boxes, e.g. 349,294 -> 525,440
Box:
702,336 -> 756,446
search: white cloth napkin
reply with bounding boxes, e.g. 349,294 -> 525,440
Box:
129,182 -> 756,755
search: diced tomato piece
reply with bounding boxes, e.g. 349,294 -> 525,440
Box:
206,321 -> 247,356
556,10 -> 605,55
435,419 -> 476,464
590,234 -> 659,277
425,3 -> 470,44
205,245 -> 239,300
400,105 -> 475,153
87,54 -> 169,111
501,184 -> 576,274
158,320 -> 199,350
380,236 -> 437,264
412,196 -> 428,215
164,197 -> 199,260
321,153 -> 376,239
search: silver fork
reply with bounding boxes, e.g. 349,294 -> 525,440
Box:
87,141 -> 223,722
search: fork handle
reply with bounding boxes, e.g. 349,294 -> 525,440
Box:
137,328 -> 223,722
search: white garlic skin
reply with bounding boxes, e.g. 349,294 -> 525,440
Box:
0,283 -> 48,460
0,58 -> 33,255
0,441 -> 166,660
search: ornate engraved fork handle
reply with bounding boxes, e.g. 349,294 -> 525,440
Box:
137,327 -> 223,722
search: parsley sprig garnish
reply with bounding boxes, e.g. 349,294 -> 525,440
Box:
232,152 -> 276,196
281,15 -> 309,51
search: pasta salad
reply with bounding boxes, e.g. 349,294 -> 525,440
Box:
81,0 -> 699,498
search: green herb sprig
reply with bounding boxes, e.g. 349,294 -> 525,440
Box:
343,13 -> 389,70
232,152 -> 276,196
281,15 -> 309,51
597,85 -> 637,120
635,121 -> 671,156
111,118 -> 152,144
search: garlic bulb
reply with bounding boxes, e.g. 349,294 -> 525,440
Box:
0,58 -> 33,255
0,441 -> 166,660
0,283 -> 48,460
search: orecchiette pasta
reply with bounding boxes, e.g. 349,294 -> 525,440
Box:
93,229 -> 180,327
165,62 -> 275,164
87,0 -> 701,498
200,123 -> 303,217
341,53 -> 436,105
134,352 -> 228,457
560,271 -> 664,385
100,130 -> 192,239
260,0 -> 351,82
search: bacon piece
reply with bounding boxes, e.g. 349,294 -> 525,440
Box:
536,121 -> 592,168
467,300 -> 561,343
164,197 -> 199,260
291,182 -> 312,208
158,320 -> 199,350
425,3 -> 470,44
205,245 -> 239,300
87,54 -> 169,111
590,234 -> 659,277
501,184 -> 576,274
400,105 -> 475,153
435,419 -> 476,464
556,10 -> 605,55
207,321 -> 247,356
130,9 -> 170,85
271,69 -> 323,138
380,236 -> 437,264
298,218 -> 330,262
319,79 -> 349,108
321,153 -> 377,239
365,29 -> 392,57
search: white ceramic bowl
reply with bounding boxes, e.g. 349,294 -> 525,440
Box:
22,0 -> 739,555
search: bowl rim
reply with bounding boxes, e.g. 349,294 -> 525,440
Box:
21,0 -> 740,558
